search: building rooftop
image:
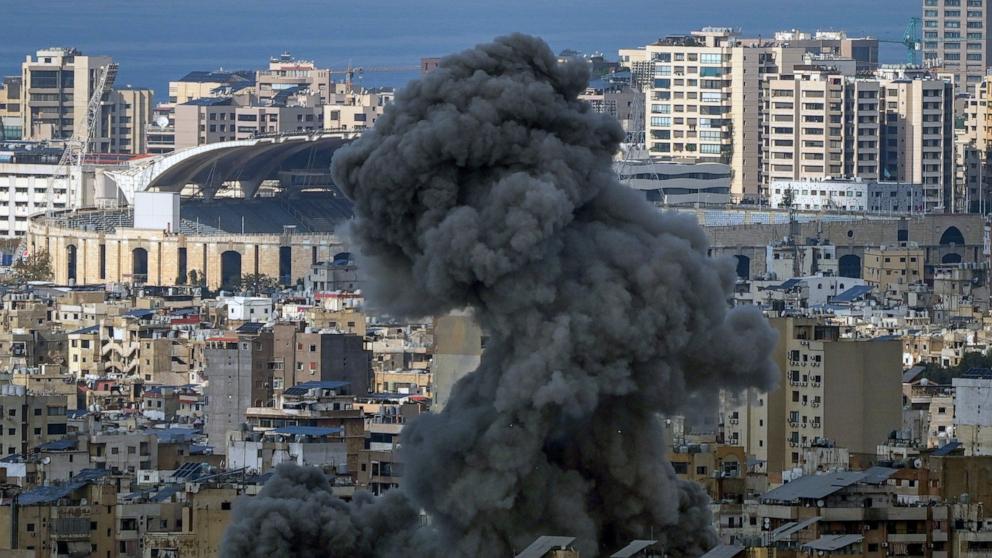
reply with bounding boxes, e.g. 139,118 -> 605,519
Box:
611,540 -> 658,558
803,534 -> 864,552
176,70 -> 251,84
515,536 -> 576,558
699,545 -> 745,558
831,284 -> 873,303
283,381 -> 351,396
761,467 -> 896,503
270,426 -> 342,438
182,96 -> 233,107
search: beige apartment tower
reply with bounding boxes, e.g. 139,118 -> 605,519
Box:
637,28 -> 808,200
922,0 -> 992,90
723,317 -> 901,478
20,47 -> 112,143
20,48 -> 152,154
764,67 -> 881,186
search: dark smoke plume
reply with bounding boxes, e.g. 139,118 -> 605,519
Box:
221,34 -> 777,557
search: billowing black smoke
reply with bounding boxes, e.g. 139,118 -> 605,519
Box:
220,34 -> 777,557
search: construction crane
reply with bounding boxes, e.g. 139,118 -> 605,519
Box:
329,63 -> 420,91
878,17 -> 923,66
48,62 -> 118,212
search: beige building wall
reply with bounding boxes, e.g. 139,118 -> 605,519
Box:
640,29 -> 806,200
20,48 -> 112,143
726,317 -> 901,477
169,80 -> 225,105
881,79 -> 954,210
107,88 -> 153,154
29,214 -> 345,290
432,312 -> 483,411
764,70 -> 881,187
863,244 -> 926,293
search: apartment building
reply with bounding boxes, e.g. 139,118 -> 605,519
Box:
19,48 -> 152,155
322,89 -> 393,132
922,0 -> 992,90
763,68 -> 953,209
629,28 -> 881,200
640,28 -> 805,199
256,53 -> 331,104
722,317 -> 901,477
168,70 -> 253,105
202,331 -> 274,453
764,67 -> 882,186
291,331 -> 371,394
881,78 -> 955,210
953,368 -> 992,454
173,97 -> 324,149
104,87 -> 153,154
0,163 -> 72,236
20,47 -> 113,142
0,76 -> 22,140
0,384 -> 69,457
863,243 -> 927,294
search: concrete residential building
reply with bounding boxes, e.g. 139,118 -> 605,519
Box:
922,0 -> 992,90
105,87 -> 153,154
293,331 -> 371,395
432,312 -> 483,411
640,28 -> 807,199
323,89 -> 393,132
0,384 -> 69,457
633,28 -> 879,200
0,76 -> 22,140
769,179 -> 926,213
0,163 -> 73,236
203,332 -> 274,453
880,78 -> 955,211
256,53 -> 332,104
764,68 -> 881,186
174,98 -> 324,149
722,317 -> 901,478
953,368 -> 992,455
168,70 -> 253,105
19,47 -> 113,144
863,243 -> 926,294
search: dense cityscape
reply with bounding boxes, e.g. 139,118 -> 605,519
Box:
4,2 -> 992,558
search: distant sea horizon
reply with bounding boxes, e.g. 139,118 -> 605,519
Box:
3,0 -> 914,103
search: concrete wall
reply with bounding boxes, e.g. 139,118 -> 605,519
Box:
29,216 -> 345,289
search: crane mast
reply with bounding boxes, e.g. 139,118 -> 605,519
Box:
48,62 -> 118,213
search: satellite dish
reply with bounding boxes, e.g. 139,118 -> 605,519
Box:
155,115 -> 169,128
41,457 -> 51,465
913,458 -> 923,469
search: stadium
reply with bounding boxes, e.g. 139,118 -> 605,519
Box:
26,133 -> 355,289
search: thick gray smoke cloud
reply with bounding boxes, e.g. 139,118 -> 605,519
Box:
221,33 -> 777,557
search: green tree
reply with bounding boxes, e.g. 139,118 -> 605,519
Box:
232,273 -> 277,295
11,250 -> 53,283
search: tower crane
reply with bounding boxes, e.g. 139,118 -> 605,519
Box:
48,62 -> 118,213
877,18 -> 922,65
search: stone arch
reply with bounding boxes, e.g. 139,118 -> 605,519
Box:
839,254 -> 861,279
221,250 -> 242,289
279,246 -> 292,286
940,226 -> 965,247
132,247 -> 148,284
734,255 -> 750,280
66,244 -> 77,284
